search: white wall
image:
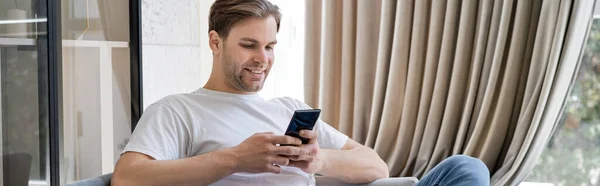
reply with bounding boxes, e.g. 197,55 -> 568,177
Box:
142,0 -> 215,109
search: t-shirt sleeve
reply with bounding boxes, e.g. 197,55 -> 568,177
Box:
276,97 -> 349,150
122,102 -> 189,160
314,119 -> 349,150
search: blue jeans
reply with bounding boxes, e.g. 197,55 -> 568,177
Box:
415,155 -> 490,186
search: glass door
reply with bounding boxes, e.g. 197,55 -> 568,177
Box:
1,0 -> 141,185
60,0 -> 132,183
0,0 -> 51,185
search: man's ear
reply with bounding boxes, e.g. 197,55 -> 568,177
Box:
209,30 -> 222,55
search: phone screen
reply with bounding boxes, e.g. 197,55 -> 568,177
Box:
284,109 -> 321,144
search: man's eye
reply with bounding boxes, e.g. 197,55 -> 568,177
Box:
266,46 -> 274,50
242,44 -> 255,49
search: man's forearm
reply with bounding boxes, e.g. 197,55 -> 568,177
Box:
318,147 -> 389,184
112,149 -> 238,186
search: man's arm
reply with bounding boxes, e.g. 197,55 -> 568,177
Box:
112,132 -> 307,186
318,139 -> 390,184
287,130 -> 389,184
112,150 -> 238,186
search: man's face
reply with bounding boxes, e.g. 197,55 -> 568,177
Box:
218,16 -> 278,93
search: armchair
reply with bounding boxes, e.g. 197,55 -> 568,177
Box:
65,173 -> 418,186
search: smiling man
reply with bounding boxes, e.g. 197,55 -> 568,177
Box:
111,0 -> 489,186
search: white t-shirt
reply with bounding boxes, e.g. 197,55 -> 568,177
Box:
122,88 -> 349,186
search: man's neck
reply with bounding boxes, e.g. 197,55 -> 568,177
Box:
203,77 -> 256,95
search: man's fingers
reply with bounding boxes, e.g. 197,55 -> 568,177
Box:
294,155 -> 313,161
299,130 -> 318,143
284,155 -> 313,161
270,135 -> 303,146
269,156 -> 290,166
267,164 -> 282,174
273,146 -> 309,156
284,155 -> 301,161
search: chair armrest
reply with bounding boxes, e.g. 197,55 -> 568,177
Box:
65,173 -> 113,186
315,176 -> 418,186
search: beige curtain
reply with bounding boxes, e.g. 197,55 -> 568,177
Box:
98,0 -> 130,41
304,0 -> 596,185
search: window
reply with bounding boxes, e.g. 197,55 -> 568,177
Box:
523,7 -> 600,186
259,0 -> 306,102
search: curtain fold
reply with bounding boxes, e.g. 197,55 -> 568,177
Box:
97,0 -> 129,41
304,0 -> 596,185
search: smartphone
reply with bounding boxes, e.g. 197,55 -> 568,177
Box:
283,109 -> 321,144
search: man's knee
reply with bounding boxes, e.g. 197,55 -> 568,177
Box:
441,155 -> 490,183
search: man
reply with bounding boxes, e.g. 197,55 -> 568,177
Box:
112,0 -> 490,185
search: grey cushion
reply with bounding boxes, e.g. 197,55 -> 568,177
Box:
316,176 -> 418,186
65,173 -> 112,186
65,173 -> 418,186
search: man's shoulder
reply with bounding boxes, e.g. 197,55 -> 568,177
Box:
268,96 -> 312,110
148,92 -> 204,110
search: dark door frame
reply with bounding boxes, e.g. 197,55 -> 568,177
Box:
130,0 -> 143,132
47,0 -> 62,185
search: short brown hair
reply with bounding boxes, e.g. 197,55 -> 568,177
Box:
209,0 -> 282,39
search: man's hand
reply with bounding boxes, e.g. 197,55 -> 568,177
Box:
230,132 -> 310,174
287,130 -> 326,174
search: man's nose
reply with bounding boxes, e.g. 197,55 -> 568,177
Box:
252,49 -> 269,64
